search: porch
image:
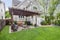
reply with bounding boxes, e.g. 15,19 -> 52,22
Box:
9,8 -> 41,32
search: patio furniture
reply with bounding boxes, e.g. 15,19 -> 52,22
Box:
11,24 -> 18,32
17,21 -> 24,27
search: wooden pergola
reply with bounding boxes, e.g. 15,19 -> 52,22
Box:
9,8 -> 40,16
9,8 -> 40,25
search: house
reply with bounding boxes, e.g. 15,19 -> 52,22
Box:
0,0 -> 5,31
9,0 -> 44,26
0,0 -> 5,19
12,0 -> 43,12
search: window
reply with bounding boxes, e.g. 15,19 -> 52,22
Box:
19,16 -> 24,18
19,15 -> 20,18
1,16 -> 3,19
0,9 -> 3,12
33,6 -> 37,10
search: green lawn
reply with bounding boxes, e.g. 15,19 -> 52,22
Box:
0,26 -> 60,40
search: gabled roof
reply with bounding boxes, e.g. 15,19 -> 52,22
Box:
12,0 -> 43,13
12,0 -> 21,6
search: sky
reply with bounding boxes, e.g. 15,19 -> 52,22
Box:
1,0 -> 12,11
1,0 -> 60,11
1,0 -> 24,11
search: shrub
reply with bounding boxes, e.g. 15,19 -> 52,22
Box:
54,20 -> 60,26
25,21 -> 33,25
5,20 -> 10,25
41,21 -> 47,25
14,21 -> 17,25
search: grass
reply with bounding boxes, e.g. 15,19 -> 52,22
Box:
0,26 -> 60,40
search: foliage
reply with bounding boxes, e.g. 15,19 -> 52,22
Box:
5,11 -> 11,18
41,16 -> 51,25
54,20 -> 60,26
48,0 -> 60,15
53,12 -> 60,26
45,16 -> 51,24
41,15 -> 55,25
14,21 -> 17,25
56,12 -> 60,20
38,0 -> 60,25
25,21 -> 33,25
48,0 -> 60,24
41,21 -> 47,25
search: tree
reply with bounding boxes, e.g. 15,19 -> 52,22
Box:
38,0 -> 60,25
48,0 -> 60,24
5,11 -> 11,18
56,12 -> 60,20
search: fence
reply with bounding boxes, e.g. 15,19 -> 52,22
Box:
0,19 -> 5,32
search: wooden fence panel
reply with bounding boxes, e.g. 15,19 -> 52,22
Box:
0,20 -> 5,32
